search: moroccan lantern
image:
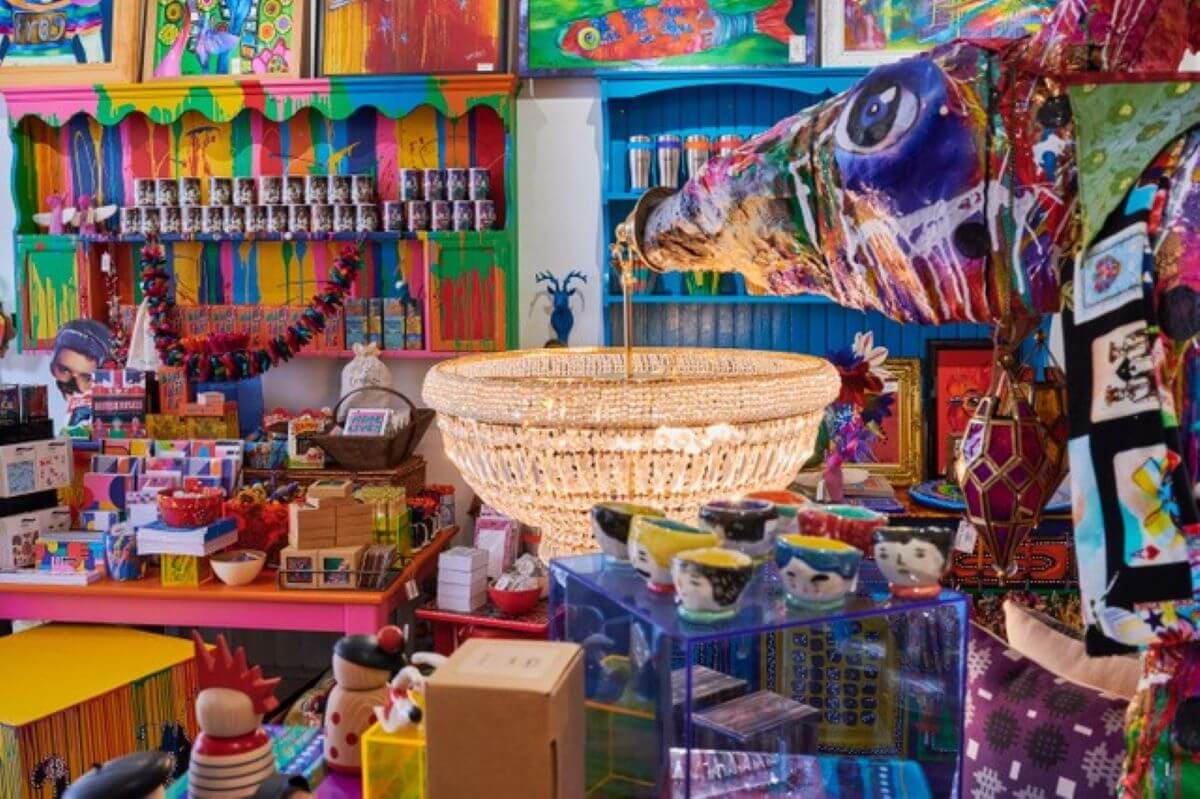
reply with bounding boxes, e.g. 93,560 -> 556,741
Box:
959,354 -> 1056,576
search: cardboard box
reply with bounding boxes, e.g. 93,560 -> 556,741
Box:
181,305 -> 211,338
157,366 -> 189,416
426,640 -> 584,799
1,443 -> 40,497
161,553 -> 212,587
309,479 -> 354,500
319,545 -> 365,588
383,298 -> 406,352
321,306 -> 345,353
279,547 -> 322,589
367,298 -> 384,346
0,513 -> 40,570
36,439 -> 72,491
235,306 -> 263,348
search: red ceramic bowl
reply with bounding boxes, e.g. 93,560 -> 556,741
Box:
488,586 -> 541,615
795,504 -> 887,553
158,487 -> 224,528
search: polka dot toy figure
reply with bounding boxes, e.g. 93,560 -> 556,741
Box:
324,625 -> 406,773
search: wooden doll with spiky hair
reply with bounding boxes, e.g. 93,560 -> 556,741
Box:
188,631 -> 282,798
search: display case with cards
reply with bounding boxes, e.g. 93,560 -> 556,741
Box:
550,554 -> 967,798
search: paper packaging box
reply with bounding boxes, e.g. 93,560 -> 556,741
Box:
82,472 -> 129,511
81,510 -> 120,532
309,479 -> 354,500
181,305 -> 211,338
426,640 -> 584,799
157,366 -> 189,416
319,545 -> 365,588
435,583 -> 486,613
127,502 -> 159,529
0,443 -> 39,497
321,306 -> 345,353
343,298 -> 370,349
438,546 -> 488,574
209,304 -> 236,337
19,385 -> 48,421
367,298 -> 385,345
41,506 -> 72,533
0,514 -> 40,569
37,439 -> 72,491
0,385 -> 17,424
474,516 -> 519,579
279,547 -> 322,589
103,438 -> 152,457
235,306 -> 263,349
383,299 -> 406,351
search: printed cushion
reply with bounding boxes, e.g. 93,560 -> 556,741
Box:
1004,600 -> 1141,700
965,622 -> 1128,798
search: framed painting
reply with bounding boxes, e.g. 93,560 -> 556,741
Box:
924,340 -> 993,479
820,0 -> 1055,67
143,0 -> 305,80
859,357 -> 922,486
0,0 -> 139,86
520,0 -> 814,76
318,0 -> 504,75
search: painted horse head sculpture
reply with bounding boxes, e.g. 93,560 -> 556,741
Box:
625,0 -> 1200,329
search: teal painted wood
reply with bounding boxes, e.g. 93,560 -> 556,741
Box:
597,69 -> 993,355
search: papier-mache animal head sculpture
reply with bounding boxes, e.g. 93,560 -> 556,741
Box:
621,0 -> 1200,328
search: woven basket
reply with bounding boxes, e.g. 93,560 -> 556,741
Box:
313,386 -> 435,471
423,347 -> 839,561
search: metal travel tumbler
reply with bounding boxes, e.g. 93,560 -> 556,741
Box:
628,135 -> 652,191
685,134 -> 710,179
717,134 -> 743,158
656,134 -> 682,189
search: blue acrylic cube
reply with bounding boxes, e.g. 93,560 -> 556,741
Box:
549,555 -> 967,798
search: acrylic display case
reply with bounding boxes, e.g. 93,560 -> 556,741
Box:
549,554 -> 967,798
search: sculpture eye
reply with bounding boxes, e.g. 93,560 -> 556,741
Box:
577,26 -> 601,51
836,75 -> 920,155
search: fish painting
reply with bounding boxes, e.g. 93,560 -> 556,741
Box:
559,0 -> 794,64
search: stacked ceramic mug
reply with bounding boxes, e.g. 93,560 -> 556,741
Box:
385,167 -> 496,233
120,174 -> 384,236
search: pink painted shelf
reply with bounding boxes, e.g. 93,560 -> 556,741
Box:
0,526 -> 456,636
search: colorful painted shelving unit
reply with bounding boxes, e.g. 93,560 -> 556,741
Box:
7,75 -> 519,356
599,70 -> 992,358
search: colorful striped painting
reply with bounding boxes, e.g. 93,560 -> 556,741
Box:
321,0 -> 504,75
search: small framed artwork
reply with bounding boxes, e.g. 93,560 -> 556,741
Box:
318,0 -> 505,75
820,0 -> 1055,67
520,0 -> 814,76
343,408 -> 392,437
924,340 -> 994,479
143,0 -> 305,80
0,0 -> 141,86
860,357 -> 923,486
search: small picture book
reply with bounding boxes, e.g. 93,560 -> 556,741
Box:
344,408 -> 392,437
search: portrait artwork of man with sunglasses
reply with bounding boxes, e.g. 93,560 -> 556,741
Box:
49,319 -> 112,436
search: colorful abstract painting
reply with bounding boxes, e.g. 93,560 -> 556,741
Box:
0,0 -> 138,85
320,0 -> 504,75
821,0 -> 1055,66
520,0 -> 812,75
144,0 -> 304,79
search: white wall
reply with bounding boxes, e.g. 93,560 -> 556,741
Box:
0,84 -> 607,519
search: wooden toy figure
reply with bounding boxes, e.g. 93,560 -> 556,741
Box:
324,625 -> 406,773
189,631 -> 282,798
63,751 -> 174,799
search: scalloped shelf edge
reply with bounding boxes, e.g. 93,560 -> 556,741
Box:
3,74 -> 519,129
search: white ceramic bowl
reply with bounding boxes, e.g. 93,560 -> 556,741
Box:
210,549 -> 266,586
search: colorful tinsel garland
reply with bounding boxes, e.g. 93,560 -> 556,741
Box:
141,239 -> 363,382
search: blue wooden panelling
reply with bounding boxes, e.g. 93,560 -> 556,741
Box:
598,70 -> 993,354
607,304 -> 991,359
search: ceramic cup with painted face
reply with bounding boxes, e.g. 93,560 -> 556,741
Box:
698,499 -> 780,561
872,526 -> 955,599
775,534 -> 862,610
628,517 -> 719,593
745,490 -> 809,536
590,502 -> 665,561
672,547 -> 754,623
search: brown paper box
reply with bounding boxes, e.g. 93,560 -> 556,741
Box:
426,640 -> 583,799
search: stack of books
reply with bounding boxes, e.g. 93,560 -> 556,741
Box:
136,517 -> 238,557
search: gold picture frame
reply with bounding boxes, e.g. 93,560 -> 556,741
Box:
0,0 -> 141,87
862,357 -> 923,486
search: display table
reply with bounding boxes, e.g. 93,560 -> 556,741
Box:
416,599 -> 550,655
0,526 -> 456,636
244,456 -> 426,497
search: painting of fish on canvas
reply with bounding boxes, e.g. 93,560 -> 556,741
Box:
520,0 -> 813,75
320,0 -> 504,75
821,0 -> 1055,66
0,0 -> 139,85
143,0 -> 304,79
